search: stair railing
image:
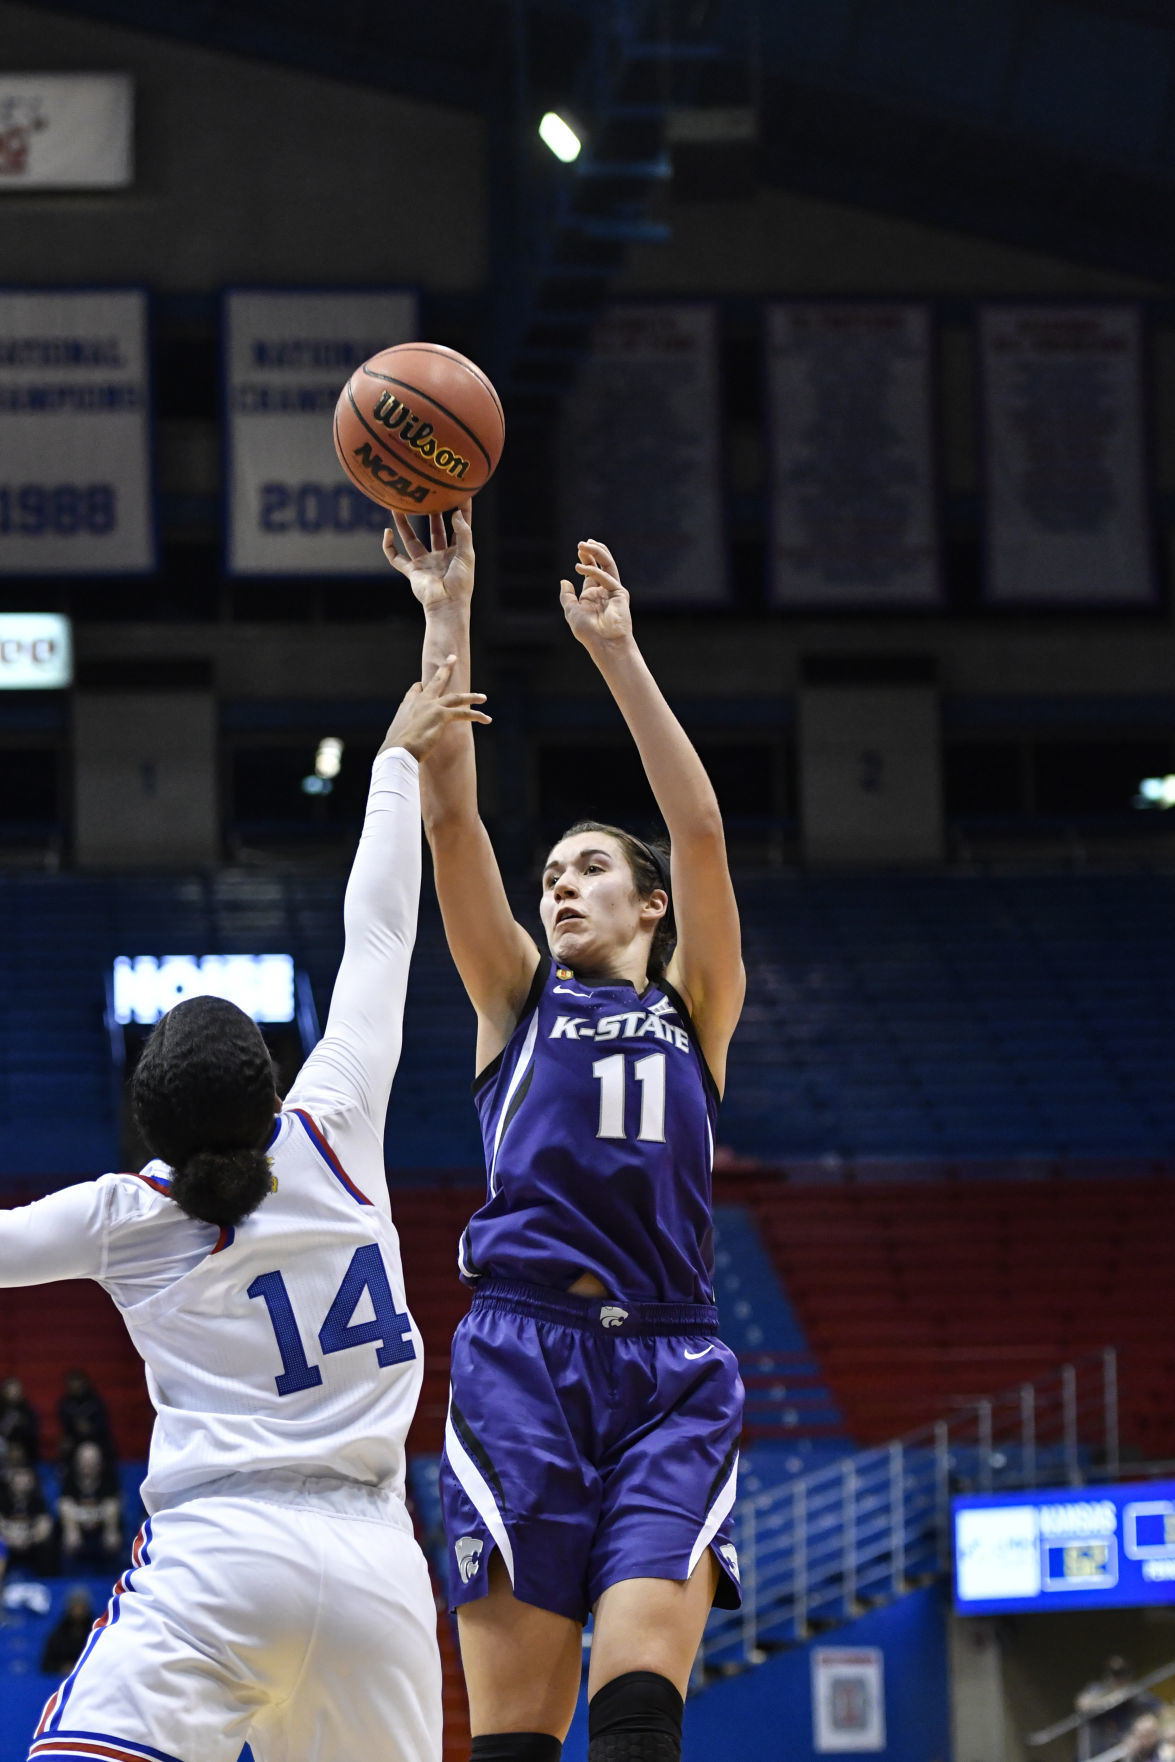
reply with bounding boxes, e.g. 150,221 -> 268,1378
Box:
1026,1655 -> 1175,1756
699,1347 -> 1121,1672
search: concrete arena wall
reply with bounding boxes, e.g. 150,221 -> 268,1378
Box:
0,0 -> 487,290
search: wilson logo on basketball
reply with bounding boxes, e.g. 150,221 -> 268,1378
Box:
371,391 -> 471,480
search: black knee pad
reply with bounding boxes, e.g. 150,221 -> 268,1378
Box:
471,1735 -> 563,1762
588,1670 -> 684,1762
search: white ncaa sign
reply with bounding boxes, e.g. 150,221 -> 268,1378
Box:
225,289 -> 418,576
0,75 -> 133,189
0,288 -> 155,574
0,613 -> 72,688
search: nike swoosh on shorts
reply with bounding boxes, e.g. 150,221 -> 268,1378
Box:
684,1345 -> 715,1359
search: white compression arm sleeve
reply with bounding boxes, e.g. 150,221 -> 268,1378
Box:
286,745 -> 422,1139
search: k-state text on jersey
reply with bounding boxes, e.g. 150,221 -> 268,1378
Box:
549,1008 -> 691,1051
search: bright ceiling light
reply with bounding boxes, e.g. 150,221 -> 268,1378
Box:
1136,774 -> 1175,808
315,737 -> 344,780
540,112 -> 582,163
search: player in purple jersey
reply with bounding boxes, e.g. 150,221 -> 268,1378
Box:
386,504 -> 745,1762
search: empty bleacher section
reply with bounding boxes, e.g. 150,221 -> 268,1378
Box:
711,1204 -> 850,1497
3,868 -> 1175,1175
736,1176 -> 1175,1458
733,871 -> 1175,1160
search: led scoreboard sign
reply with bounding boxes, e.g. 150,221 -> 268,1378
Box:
953,1483 -> 1175,1615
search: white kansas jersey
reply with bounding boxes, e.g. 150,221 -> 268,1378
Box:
0,746 -> 426,1515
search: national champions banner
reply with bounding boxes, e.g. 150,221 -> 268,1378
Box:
767,303 -> 940,608
979,305 -> 1154,605
225,290 -> 418,576
559,304 -> 728,605
0,288 -> 154,575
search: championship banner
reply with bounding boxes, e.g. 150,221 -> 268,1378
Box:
0,75 -> 133,189
225,290 -> 417,577
0,288 -> 155,575
979,305 -> 1154,605
767,303 -> 940,608
559,304 -> 728,605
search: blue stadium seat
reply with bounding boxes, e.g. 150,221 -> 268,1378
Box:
2,869 -> 1174,1171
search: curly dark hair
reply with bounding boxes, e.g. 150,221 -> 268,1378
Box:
131,996 -> 277,1228
552,819 -> 675,980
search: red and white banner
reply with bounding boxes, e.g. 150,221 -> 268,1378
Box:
0,75 -> 132,189
767,304 -> 940,608
559,304 -> 728,606
979,305 -> 1154,605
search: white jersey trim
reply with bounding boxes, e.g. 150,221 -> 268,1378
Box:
687,1449 -> 739,1580
444,1391 -> 515,1586
488,1011 -> 539,1195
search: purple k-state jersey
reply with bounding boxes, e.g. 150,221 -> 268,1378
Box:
461,957 -> 721,1304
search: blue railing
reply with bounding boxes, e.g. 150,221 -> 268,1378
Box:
699,1348 -> 1121,1672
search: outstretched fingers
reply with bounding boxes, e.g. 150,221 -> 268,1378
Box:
450,499 -> 474,555
441,693 -> 491,725
578,537 -> 620,574
387,510 -> 428,562
423,654 -> 458,695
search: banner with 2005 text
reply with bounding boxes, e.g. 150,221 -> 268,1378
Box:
559,304 -> 728,606
767,303 -> 941,608
0,287 -> 155,574
979,304 -> 1154,605
225,289 -> 418,576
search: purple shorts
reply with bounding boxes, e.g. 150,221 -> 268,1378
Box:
439,1278 -> 744,1622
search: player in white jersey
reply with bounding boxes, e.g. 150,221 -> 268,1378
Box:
0,659 -> 491,1762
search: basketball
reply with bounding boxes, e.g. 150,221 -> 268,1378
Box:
333,342 -> 505,515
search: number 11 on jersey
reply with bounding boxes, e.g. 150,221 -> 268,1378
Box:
592,1051 -> 666,1142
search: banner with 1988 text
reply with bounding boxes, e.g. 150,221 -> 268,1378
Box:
767,303 -> 940,608
979,305 -> 1154,605
226,289 -> 417,576
0,288 -> 154,574
559,304 -> 728,605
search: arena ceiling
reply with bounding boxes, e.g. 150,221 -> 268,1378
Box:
25,0 -> 1175,284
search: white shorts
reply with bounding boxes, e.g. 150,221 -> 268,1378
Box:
27,1476 -> 442,1762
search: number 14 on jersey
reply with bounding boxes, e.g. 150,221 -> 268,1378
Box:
248,1242 -> 416,1397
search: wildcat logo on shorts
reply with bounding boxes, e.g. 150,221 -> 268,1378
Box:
599,1305 -> 629,1330
718,1543 -> 740,1584
455,1536 -> 484,1583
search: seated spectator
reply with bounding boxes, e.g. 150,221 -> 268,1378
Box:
56,1370 -> 112,1465
0,1443 -> 55,1574
0,1374 -> 40,1462
1076,1657 -> 1161,1755
58,1440 -> 121,1571
40,1585 -> 96,1676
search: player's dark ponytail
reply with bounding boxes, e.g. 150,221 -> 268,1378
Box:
558,819 -> 676,980
132,996 -> 277,1228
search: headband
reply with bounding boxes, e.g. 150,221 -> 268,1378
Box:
632,836 -> 671,895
